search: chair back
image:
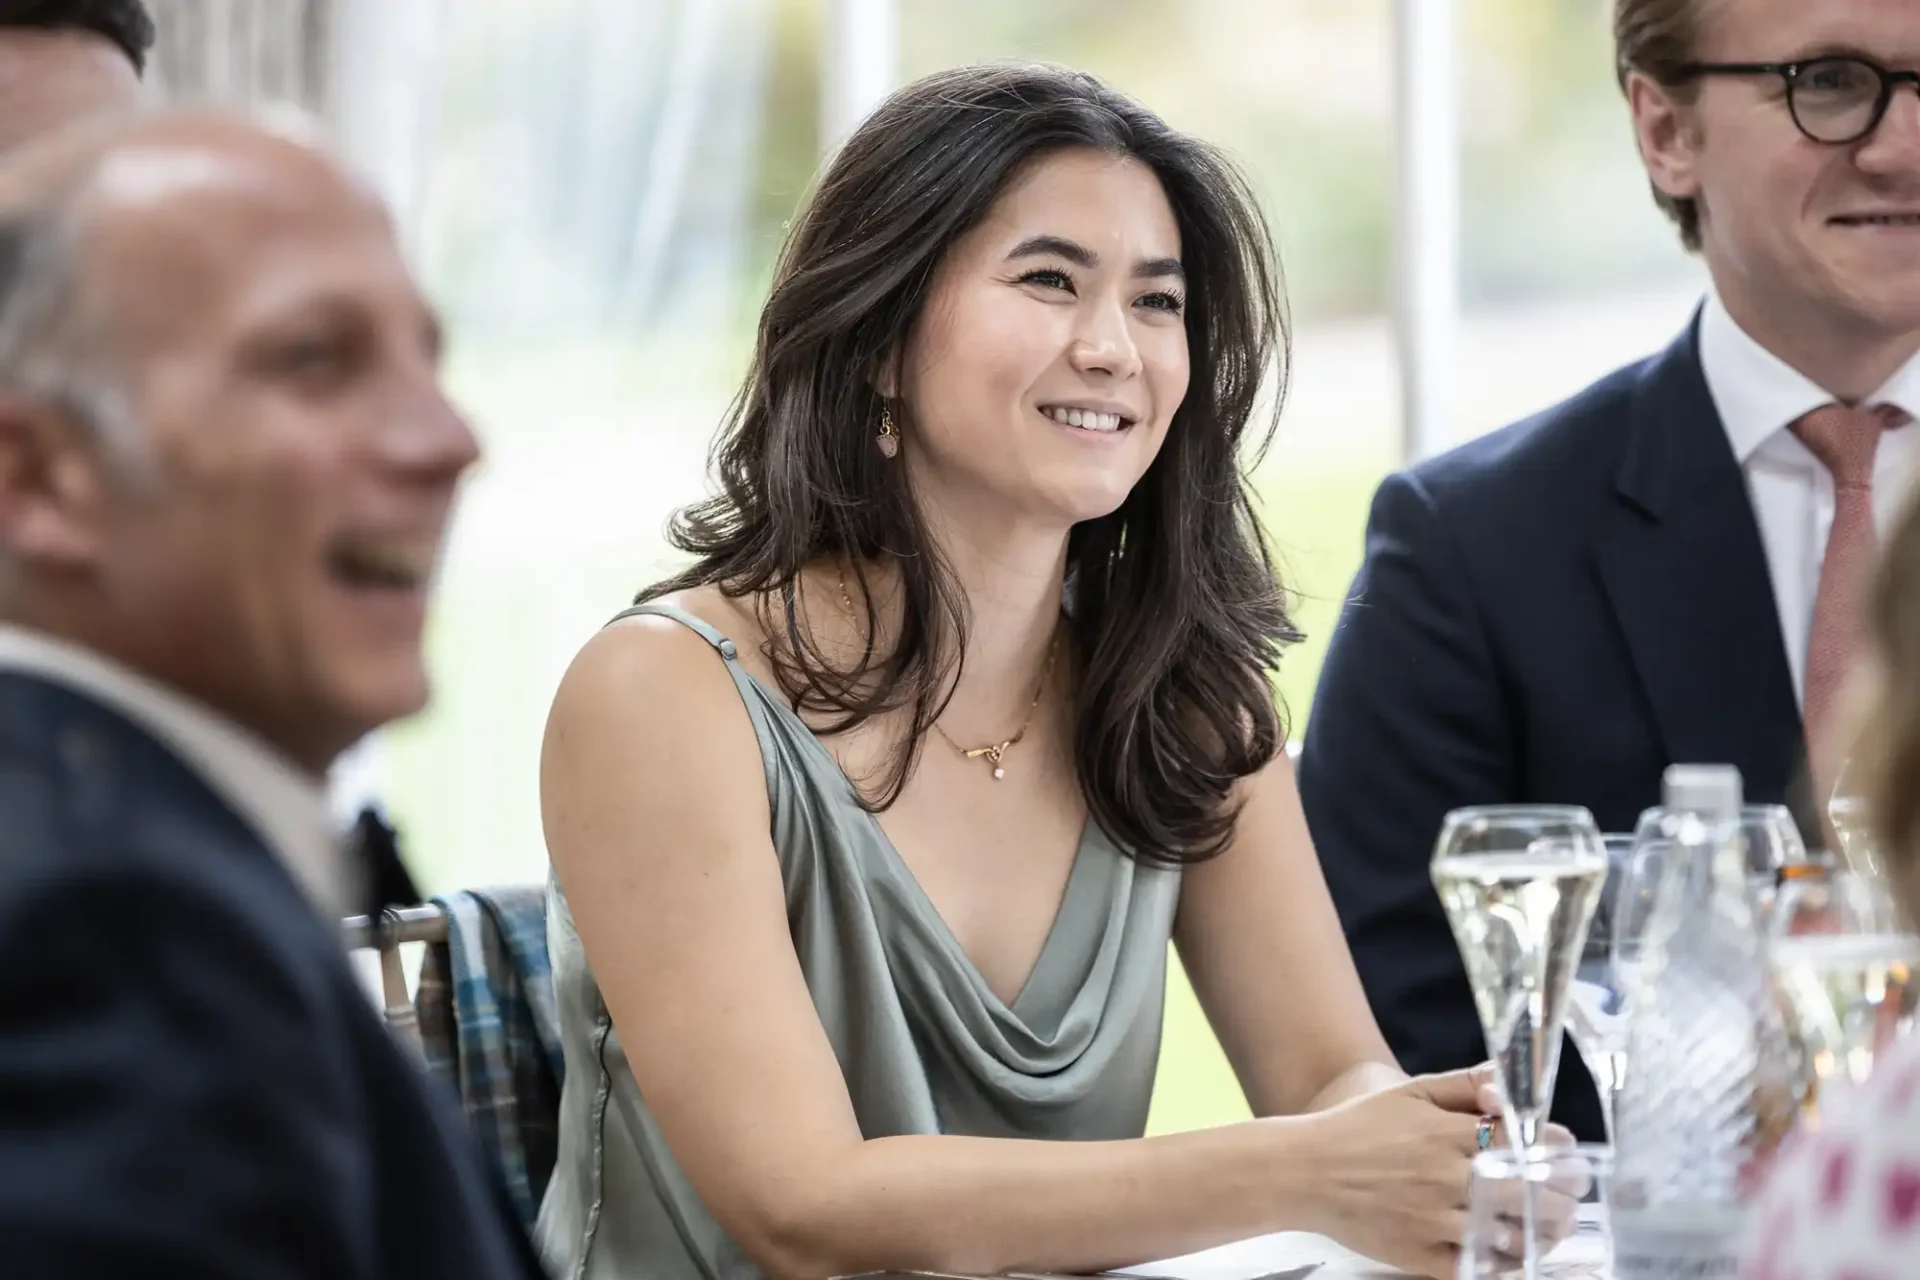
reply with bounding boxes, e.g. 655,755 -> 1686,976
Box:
345,887 -> 562,1234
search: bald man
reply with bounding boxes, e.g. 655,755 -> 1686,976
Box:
0,0 -> 152,155
0,112 -> 541,1279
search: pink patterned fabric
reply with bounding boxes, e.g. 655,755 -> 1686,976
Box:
1791,403 -> 1910,759
1740,1034 -> 1920,1279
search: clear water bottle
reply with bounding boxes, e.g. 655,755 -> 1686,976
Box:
1611,764 -> 1796,1278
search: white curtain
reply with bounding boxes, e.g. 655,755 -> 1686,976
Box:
144,0 -> 444,252
146,0 -> 335,114
147,0 -> 778,334
420,0 -> 773,341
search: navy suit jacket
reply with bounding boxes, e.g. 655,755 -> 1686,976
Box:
1298,321 -> 1812,1141
0,672 -> 546,1279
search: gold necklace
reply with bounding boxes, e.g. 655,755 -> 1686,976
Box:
835,563 -> 1057,780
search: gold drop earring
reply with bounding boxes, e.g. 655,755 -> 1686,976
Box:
876,405 -> 899,459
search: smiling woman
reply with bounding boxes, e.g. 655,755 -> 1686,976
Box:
645,62 -> 1294,860
535,62 -> 1531,1280
1000,227 -> 1184,441
888,159 -> 1193,545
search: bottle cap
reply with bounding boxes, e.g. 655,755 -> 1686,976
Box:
1662,763 -> 1743,820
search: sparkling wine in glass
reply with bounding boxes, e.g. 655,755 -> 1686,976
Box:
1769,872 -> 1920,1124
1433,806 -> 1607,1151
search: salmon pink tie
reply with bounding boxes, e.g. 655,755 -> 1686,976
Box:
1792,402 -> 1910,765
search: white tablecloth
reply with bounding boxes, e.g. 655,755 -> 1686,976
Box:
1119,1231 -> 1403,1279
1120,1206 -> 1610,1279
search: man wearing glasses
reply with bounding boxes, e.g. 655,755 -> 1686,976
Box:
1301,0 -> 1920,1141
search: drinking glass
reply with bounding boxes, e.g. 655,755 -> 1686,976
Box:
1770,860 -> 1880,940
1611,836 -> 1672,1003
1460,1144 -> 1611,1280
1768,870 -> 1920,1125
1433,806 -> 1607,1152
1565,835 -> 1668,1142
1631,802 -> 1804,922
1829,758 -> 1886,884
1739,803 -> 1810,923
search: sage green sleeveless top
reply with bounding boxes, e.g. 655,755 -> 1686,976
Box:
536,603 -> 1182,1280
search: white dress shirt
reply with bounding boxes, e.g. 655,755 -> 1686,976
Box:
0,624 -> 356,919
1697,293 -> 1920,704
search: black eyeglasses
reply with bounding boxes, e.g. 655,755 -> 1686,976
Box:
1673,55 -> 1920,145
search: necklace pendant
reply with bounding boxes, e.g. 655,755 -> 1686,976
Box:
993,766 -> 1005,780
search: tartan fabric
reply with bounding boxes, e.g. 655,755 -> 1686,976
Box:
414,886 -> 564,1235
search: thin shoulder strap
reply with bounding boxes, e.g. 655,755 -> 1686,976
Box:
607,601 -> 740,661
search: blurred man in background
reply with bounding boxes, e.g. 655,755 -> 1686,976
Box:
1302,0 -> 1920,1142
0,110 -> 541,1278
0,0 -> 152,154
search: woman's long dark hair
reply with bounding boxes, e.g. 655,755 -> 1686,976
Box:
646,62 -> 1299,865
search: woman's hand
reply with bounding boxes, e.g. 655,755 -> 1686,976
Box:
1291,1066 -> 1579,1279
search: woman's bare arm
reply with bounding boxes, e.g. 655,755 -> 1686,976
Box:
543,618 -> 1359,1280
1173,748 -> 1410,1119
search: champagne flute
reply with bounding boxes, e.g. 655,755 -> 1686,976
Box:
1610,835 -> 1673,1006
1565,834 -> 1668,1142
1769,870 -> 1920,1125
1432,805 -> 1607,1152
1461,1145 -> 1610,1280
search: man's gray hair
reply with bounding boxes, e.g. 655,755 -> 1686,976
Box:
0,202 -> 139,449
0,197 -> 148,604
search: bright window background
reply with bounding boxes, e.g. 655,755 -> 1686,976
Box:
383,0 -> 1705,1134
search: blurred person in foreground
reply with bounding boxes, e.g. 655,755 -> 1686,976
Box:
1738,493 -> 1920,1275
0,111 -> 542,1279
538,63 -> 1573,1280
0,0 -> 152,154
1301,0 -> 1920,1142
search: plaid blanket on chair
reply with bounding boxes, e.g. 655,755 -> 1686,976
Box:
414,886 -> 564,1235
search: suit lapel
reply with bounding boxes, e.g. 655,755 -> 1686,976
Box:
1594,320 -> 1814,830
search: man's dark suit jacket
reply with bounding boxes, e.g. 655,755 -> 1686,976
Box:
0,671 -> 547,1279
1298,320 -> 1812,1142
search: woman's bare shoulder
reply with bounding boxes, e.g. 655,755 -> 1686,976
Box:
546,587 -> 773,769
542,588 -> 776,869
